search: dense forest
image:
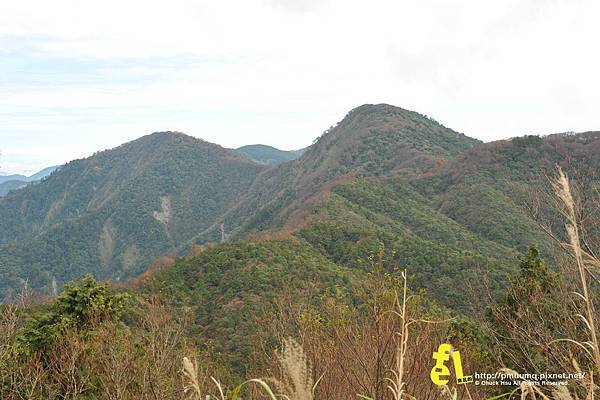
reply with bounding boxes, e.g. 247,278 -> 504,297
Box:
0,104 -> 598,398
1,105 -> 597,301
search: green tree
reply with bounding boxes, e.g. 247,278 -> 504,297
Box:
487,246 -> 569,374
15,275 -> 129,354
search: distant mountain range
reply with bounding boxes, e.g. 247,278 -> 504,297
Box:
0,166 -> 59,197
0,104 -> 598,310
235,144 -> 304,165
0,166 -> 59,184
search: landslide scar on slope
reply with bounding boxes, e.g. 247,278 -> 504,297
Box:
152,196 -> 171,226
99,219 -> 117,268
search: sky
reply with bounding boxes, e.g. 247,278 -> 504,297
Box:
1,0 -> 599,175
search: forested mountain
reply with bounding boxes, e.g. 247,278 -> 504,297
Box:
0,133 -> 267,296
411,132 -> 600,256
144,112 -> 598,376
235,144 -> 304,165
0,105 -> 598,309
214,104 -> 481,239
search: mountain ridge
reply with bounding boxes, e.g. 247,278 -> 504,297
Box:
0,105 -> 598,305
217,103 -> 482,239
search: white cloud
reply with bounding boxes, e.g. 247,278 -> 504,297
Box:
0,0 -> 599,174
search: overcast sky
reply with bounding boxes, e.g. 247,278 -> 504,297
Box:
1,0 -> 599,175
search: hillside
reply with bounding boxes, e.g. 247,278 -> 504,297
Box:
0,132 -> 267,297
0,105 -> 598,310
217,104 -> 481,238
146,239 -> 362,372
210,111 -> 597,309
235,144 -> 304,165
136,126 -> 599,377
410,132 -> 600,254
298,104 -> 479,177
1,104 -> 599,399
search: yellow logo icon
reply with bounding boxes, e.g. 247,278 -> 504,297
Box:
430,343 -> 473,385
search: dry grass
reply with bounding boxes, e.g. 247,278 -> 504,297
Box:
274,338 -> 315,400
386,270 -> 410,400
551,166 -> 600,393
182,357 -> 204,400
183,338 -> 314,400
497,369 -> 551,400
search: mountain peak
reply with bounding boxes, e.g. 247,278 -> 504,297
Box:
113,131 -> 254,164
347,103 -> 409,114
343,103 -> 435,123
130,131 -> 205,146
300,104 -> 480,178
0,130 -> 269,293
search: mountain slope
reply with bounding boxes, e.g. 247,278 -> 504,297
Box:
214,104 -> 481,239
214,120 -> 597,308
146,239 -> 362,372
235,144 -> 304,165
140,130 -> 600,373
410,132 -> 600,254
297,104 -> 479,177
0,104 -> 493,303
1,105 -> 598,309
292,178 -> 517,308
295,132 -> 598,306
0,132 -> 267,297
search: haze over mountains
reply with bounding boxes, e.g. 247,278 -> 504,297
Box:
235,144 -> 304,165
0,104 -> 598,309
0,166 -> 58,184
0,166 -> 59,197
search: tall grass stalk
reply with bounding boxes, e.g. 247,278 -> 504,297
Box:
274,337 -> 316,400
386,270 -> 410,400
182,356 -> 204,399
551,166 -> 600,374
182,337 -> 315,400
